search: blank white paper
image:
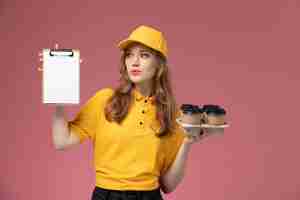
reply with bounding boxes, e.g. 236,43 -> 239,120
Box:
42,49 -> 80,104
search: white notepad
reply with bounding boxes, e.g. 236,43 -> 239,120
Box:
42,49 -> 80,104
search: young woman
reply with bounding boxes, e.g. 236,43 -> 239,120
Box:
47,25 -> 208,200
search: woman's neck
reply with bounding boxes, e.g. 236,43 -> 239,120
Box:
134,81 -> 153,97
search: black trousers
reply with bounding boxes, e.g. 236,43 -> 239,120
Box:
91,186 -> 164,200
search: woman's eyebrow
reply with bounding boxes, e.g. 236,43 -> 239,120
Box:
140,49 -> 150,53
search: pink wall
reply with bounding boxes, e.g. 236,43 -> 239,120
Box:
1,0 -> 300,199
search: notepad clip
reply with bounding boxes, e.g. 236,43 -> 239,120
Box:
49,49 -> 74,57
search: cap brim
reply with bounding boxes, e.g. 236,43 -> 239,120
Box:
117,38 -> 167,59
117,39 -> 137,50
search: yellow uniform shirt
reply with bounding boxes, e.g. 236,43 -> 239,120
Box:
68,87 -> 185,191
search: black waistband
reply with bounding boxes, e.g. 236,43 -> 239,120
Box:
94,186 -> 161,195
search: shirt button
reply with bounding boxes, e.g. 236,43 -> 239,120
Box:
139,121 -> 143,125
144,100 -> 148,103
142,110 -> 145,114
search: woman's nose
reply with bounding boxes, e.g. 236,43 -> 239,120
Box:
132,55 -> 140,65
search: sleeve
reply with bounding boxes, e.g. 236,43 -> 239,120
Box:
160,109 -> 186,175
67,88 -> 114,143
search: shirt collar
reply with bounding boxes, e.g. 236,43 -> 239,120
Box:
132,88 -> 155,103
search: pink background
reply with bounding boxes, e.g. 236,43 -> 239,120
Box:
1,0 -> 300,199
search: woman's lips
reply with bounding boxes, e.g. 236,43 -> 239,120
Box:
130,70 -> 142,76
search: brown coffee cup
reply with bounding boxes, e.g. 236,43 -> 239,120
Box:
177,112 -> 202,136
179,112 -> 202,125
203,112 -> 226,125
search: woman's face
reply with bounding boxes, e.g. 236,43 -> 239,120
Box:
125,43 -> 158,85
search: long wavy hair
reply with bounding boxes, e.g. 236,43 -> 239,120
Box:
104,42 -> 177,137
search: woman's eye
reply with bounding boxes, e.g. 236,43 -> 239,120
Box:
125,53 -> 132,57
141,53 -> 150,58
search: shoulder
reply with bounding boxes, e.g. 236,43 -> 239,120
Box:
94,87 -> 115,100
84,87 -> 115,106
94,87 -> 115,98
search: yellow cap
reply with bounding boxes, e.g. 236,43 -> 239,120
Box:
117,25 -> 168,59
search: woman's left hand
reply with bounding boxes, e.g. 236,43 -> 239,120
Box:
183,129 -> 209,145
